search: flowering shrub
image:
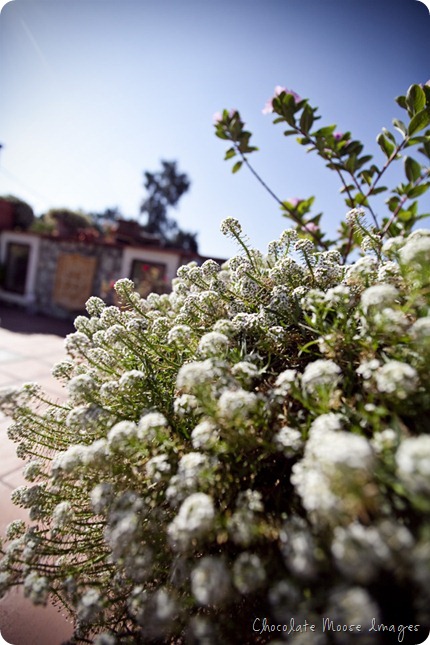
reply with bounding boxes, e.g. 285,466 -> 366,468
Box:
1,85 -> 430,644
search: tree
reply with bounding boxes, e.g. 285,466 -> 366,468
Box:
140,160 -> 196,249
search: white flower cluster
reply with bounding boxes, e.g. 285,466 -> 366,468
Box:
1,223 -> 430,642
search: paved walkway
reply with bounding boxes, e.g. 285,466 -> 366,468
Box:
0,305 -> 74,645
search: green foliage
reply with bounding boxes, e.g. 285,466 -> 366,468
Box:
140,160 -> 197,251
45,208 -> 92,233
215,83 -> 430,261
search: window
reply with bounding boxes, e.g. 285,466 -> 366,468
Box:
130,260 -> 167,297
3,242 -> 30,294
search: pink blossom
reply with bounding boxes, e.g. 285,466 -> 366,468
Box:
287,198 -> 302,208
212,109 -> 237,124
303,222 -> 319,233
334,132 -> 343,141
262,86 -> 301,114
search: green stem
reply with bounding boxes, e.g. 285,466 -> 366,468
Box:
382,167 -> 430,236
232,142 -> 329,251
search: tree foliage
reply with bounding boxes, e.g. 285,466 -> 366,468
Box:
140,160 -> 197,251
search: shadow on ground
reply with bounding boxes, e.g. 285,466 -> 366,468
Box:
0,304 -> 75,337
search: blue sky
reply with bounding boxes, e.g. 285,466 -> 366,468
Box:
0,0 -> 429,258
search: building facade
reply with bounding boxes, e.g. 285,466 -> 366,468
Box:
0,229 -> 222,319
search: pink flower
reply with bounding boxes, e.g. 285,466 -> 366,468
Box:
262,86 -> 301,114
303,222 -> 319,233
212,109 -> 237,124
287,198 -> 302,208
334,132 -> 343,141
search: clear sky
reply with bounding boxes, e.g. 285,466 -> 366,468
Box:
0,0 -> 429,258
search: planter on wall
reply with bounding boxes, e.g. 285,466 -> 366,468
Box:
0,200 -> 14,231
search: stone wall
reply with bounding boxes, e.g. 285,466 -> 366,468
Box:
35,238 -> 123,319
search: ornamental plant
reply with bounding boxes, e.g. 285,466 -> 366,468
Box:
0,85 -> 430,645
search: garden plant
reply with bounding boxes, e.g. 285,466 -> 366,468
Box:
1,83 -> 430,644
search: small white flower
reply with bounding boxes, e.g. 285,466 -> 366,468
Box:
410,317 -> 430,341
375,360 -> 418,399
371,428 -> 397,453
23,460 -> 43,482
274,369 -> 298,396
77,588 -> 102,623
274,426 -> 303,455
381,235 -> 404,256
145,454 -> 171,482
68,373 -> 97,400
360,284 -> 399,313
217,388 -> 259,422
301,359 -> 341,394
52,501 -> 74,529
233,552 -> 266,594
167,324 -> 193,347
119,370 -> 147,391
52,445 -> 86,475
231,361 -> 259,385
291,424 -> 374,523
309,413 -> 345,434
90,483 -> 113,514
137,412 -> 169,442
399,236 -> 430,266
107,421 -> 137,452
173,393 -> 200,416
191,419 -> 220,450
166,452 -> 213,503
198,331 -> 229,357
356,358 -> 380,381
176,359 -> 224,393
396,436 -> 430,495
191,556 -> 231,605
23,571 -> 49,605
167,493 -> 215,551
220,217 -> 242,237
345,208 -> 365,224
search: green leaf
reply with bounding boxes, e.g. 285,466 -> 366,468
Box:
377,133 -> 395,158
408,108 -> 430,136
404,156 -> 422,182
395,95 -> 407,110
345,154 -> 358,173
296,136 -> 311,145
407,183 -> 430,199
224,147 -> 236,161
299,104 -> 314,134
392,119 -> 407,137
314,125 -> 336,138
368,186 -> 387,196
386,196 -> 401,212
353,192 -> 369,206
398,209 -> 413,222
359,171 -> 373,186
406,84 -> 426,115
339,184 -> 355,194
382,128 -> 396,144
231,161 -> 242,174
355,155 -> 373,170
418,141 -> 430,158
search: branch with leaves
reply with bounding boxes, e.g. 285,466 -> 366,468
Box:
215,83 -> 430,262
